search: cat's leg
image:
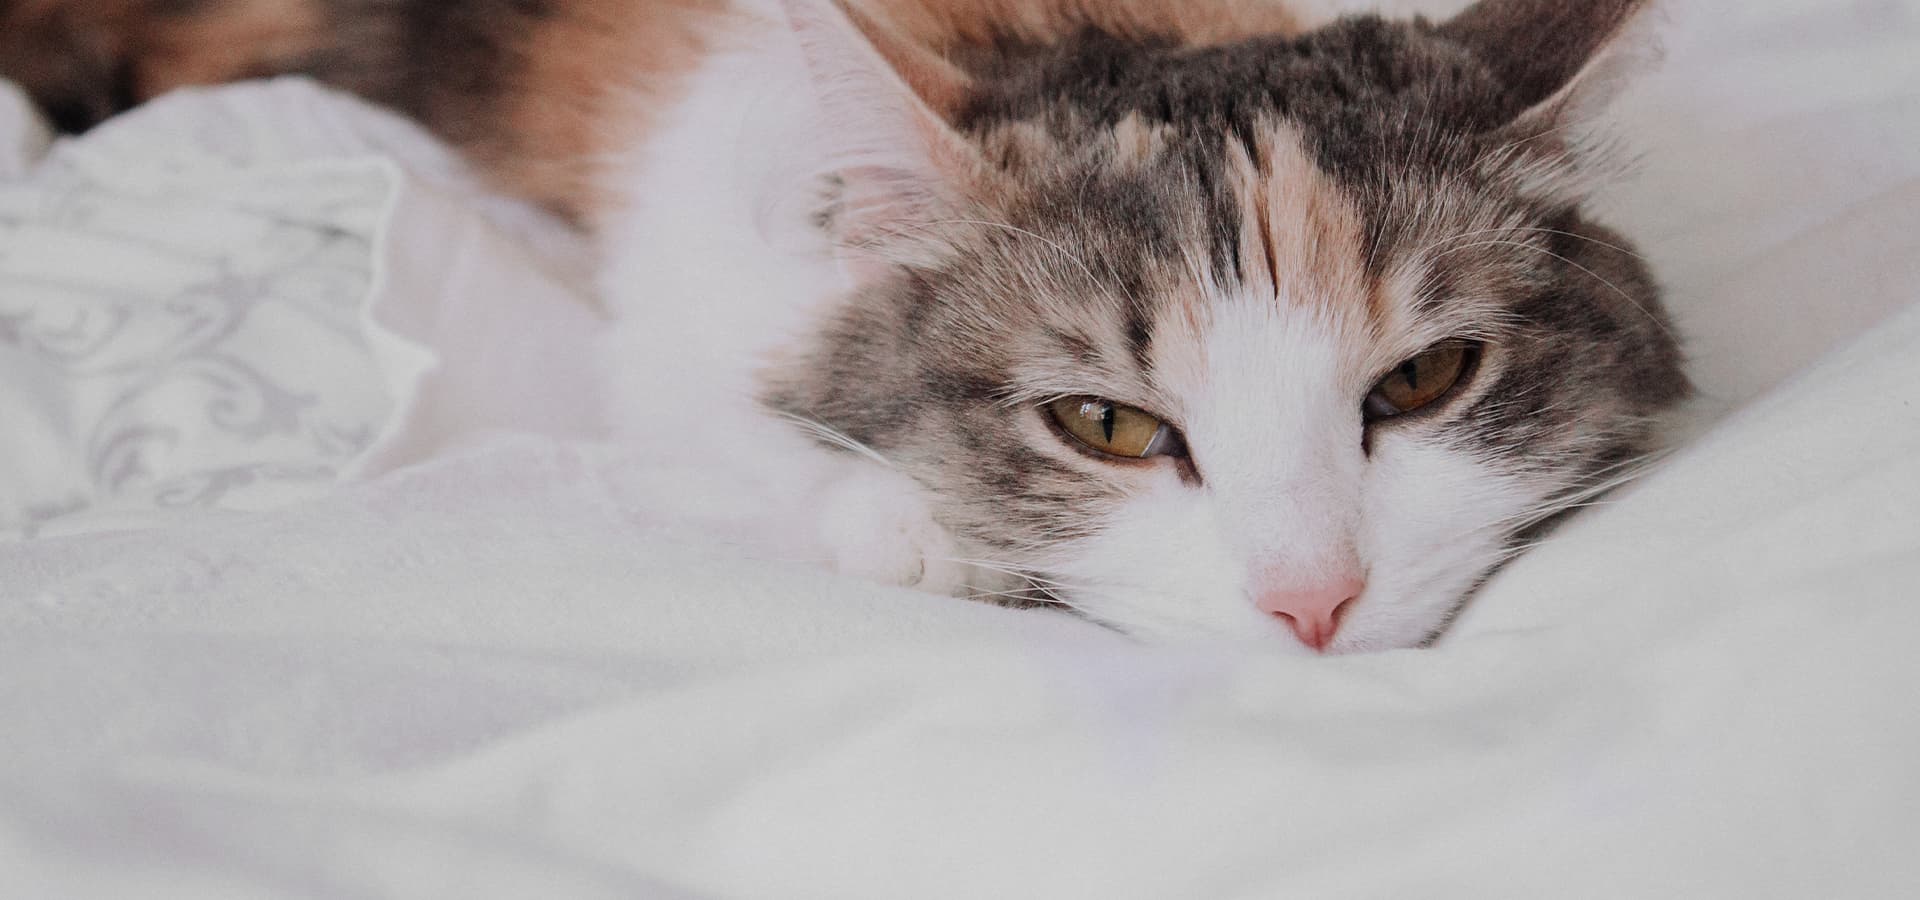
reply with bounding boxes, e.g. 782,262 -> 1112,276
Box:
812,461 -> 978,598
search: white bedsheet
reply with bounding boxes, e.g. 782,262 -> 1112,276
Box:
3,0 -> 1919,897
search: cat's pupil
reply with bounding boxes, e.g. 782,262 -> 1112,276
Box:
1099,404 -> 1116,442
1400,359 -> 1421,389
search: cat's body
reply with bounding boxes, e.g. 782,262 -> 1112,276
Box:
4,0 -> 1688,650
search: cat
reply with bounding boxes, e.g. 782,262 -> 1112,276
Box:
2,0 -> 1688,652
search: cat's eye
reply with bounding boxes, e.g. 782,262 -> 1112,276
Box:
1046,397 -> 1182,459
1366,343 -> 1479,420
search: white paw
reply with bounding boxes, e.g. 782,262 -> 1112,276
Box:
815,466 -> 972,596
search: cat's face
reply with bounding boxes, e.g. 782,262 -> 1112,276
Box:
772,0 -> 1687,649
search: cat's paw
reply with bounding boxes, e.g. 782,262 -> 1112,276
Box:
815,466 -> 971,597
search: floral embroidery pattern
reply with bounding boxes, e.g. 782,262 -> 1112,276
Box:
0,109 -> 396,539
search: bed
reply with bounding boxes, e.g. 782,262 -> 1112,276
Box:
2,0 -> 1917,896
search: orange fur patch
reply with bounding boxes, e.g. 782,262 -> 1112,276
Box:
1230,123 -> 1381,332
494,0 -> 724,222
137,0 -> 327,96
839,0 -> 977,117
3,0 -> 1311,226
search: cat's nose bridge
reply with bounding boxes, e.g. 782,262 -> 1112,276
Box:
1208,413 -> 1362,500
1196,395 -> 1367,572
1214,471 -> 1363,601
1216,445 -> 1363,547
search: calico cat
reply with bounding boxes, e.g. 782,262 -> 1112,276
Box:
3,0 -> 1688,651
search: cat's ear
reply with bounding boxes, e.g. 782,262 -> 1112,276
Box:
1440,0 -> 1661,133
781,0 -> 985,277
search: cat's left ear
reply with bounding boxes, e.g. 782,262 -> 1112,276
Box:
781,0 -> 987,279
1440,0 -> 1661,134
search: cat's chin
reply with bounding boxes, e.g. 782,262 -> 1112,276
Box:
1079,603 -> 1451,653
1047,566 -> 1484,652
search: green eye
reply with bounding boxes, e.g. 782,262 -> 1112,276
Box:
1366,342 -> 1479,420
1046,397 -> 1181,459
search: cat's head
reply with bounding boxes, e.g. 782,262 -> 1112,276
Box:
769,0 -> 1688,650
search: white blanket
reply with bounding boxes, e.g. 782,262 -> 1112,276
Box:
3,0 -> 1919,897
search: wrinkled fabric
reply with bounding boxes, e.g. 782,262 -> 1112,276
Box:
2,0 -> 1919,896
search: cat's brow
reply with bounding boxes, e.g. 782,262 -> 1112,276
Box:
992,376 -> 1166,414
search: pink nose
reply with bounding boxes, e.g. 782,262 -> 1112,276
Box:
1256,577 -> 1365,652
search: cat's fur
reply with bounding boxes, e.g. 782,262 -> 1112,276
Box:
4,0 -> 1688,650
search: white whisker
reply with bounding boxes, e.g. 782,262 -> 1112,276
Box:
775,412 -> 893,469
1433,237 -> 1677,341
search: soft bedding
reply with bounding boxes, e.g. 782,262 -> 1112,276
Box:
2,0 -> 1918,897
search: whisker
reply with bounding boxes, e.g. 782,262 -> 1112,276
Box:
1415,223 -> 1651,265
936,558 -> 1101,595
774,412 -> 894,469
1433,237 -> 1677,341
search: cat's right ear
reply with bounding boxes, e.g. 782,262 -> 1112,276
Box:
1440,0 -> 1660,132
781,0 -> 986,279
